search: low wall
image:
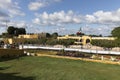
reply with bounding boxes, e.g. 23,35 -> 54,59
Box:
0,49 -> 24,57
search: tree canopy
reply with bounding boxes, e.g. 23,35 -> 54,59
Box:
15,28 -> 26,36
7,26 -> 26,36
7,26 -> 16,35
52,32 -> 58,39
46,33 -> 51,38
111,27 -> 120,38
91,40 -> 116,49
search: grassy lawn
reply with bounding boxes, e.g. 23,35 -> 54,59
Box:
0,56 -> 120,80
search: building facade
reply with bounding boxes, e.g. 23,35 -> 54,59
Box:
57,35 -> 115,45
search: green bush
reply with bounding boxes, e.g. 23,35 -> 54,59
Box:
91,40 -> 116,49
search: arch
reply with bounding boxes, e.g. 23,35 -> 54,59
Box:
79,39 -> 83,42
86,39 -> 90,43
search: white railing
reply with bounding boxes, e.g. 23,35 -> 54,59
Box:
22,45 -> 120,55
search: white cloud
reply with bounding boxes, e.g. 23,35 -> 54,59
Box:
0,0 -> 25,34
33,8 -> 120,27
32,10 -> 82,26
83,8 -> 120,36
0,11 -> 9,17
0,0 -> 25,17
32,8 -> 120,35
85,8 -> 120,24
8,21 -> 27,28
0,11 -> 10,28
0,21 -> 30,34
28,0 -> 63,11
85,15 -> 96,23
9,9 -> 25,17
84,24 -> 116,36
28,2 -> 45,11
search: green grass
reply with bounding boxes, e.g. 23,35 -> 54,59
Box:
0,56 -> 120,80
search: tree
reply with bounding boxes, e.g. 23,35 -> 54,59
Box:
115,39 -> 120,47
46,39 -> 58,45
7,26 -> 26,36
91,40 -> 116,50
58,39 -> 75,47
69,34 -> 76,36
111,27 -> 120,38
89,34 -> 102,37
15,28 -> 26,36
46,33 -> 51,38
7,26 -> 16,35
52,32 -> 58,39
111,27 -> 120,48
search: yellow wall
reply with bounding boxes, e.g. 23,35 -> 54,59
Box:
8,38 -> 13,44
57,35 -> 115,45
18,34 -> 38,39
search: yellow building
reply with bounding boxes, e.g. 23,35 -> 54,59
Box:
3,38 -> 25,44
18,33 -> 47,39
18,34 -> 39,39
57,35 -> 115,45
57,35 -> 91,45
3,33 -> 47,44
3,34 -> 39,44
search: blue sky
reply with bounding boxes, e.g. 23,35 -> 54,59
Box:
0,0 -> 120,36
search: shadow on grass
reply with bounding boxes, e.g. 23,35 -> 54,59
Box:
0,55 -> 26,62
0,67 -> 35,80
0,73 -> 35,80
0,57 -> 19,62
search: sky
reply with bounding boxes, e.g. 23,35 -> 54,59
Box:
0,0 -> 120,36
